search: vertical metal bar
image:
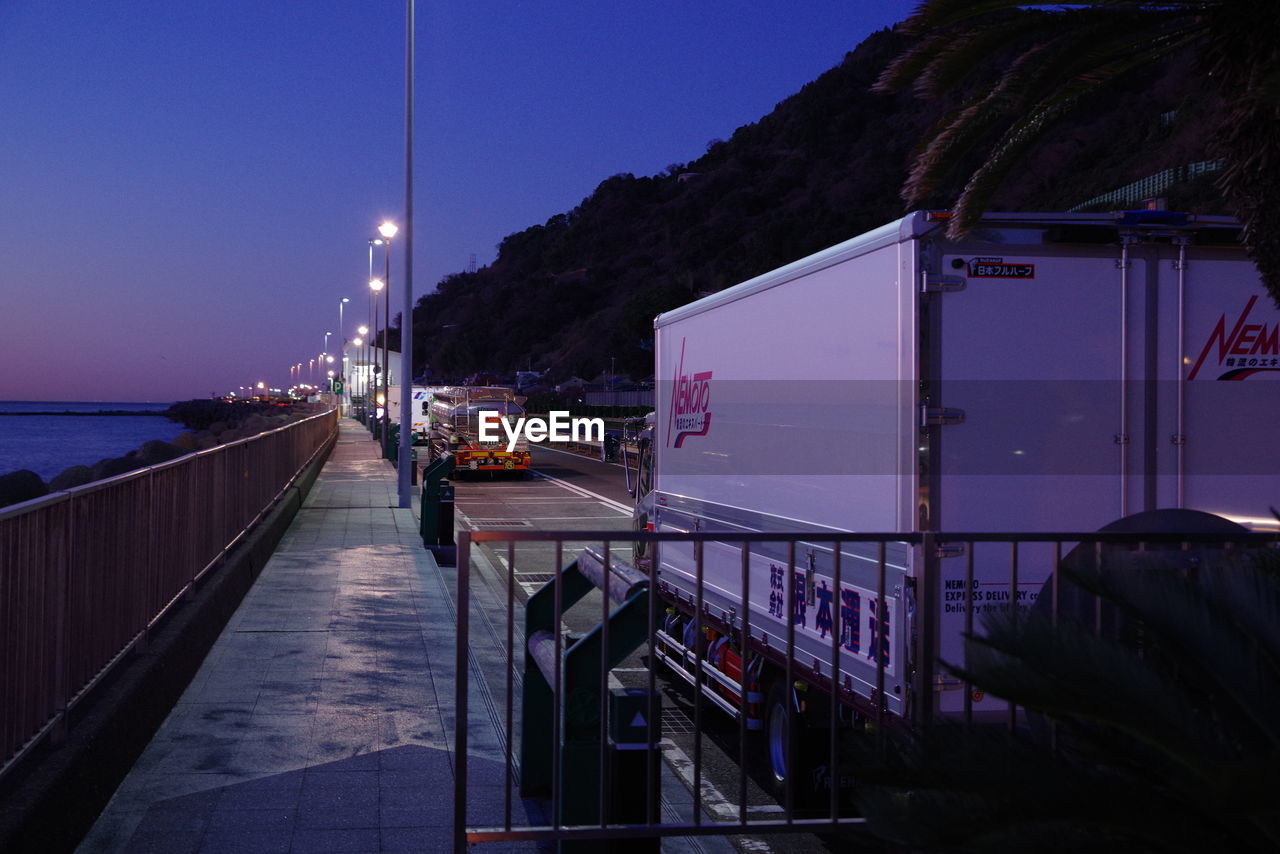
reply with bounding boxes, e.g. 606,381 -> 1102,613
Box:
645,533 -> 659,826
453,532 -> 471,854
599,540 -> 611,828
829,541 -> 842,820
784,540 -> 796,820
397,0 -> 415,509
738,540 -> 750,826
552,539 -> 564,831
1119,238 -> 1132,518
1175,240 -> 1188,507
504,539 -> 514,831
1009,540 -> 1019,731
875,541 -> 886,737
692,538 -> 704,826
1050,539 -> 1062,752
963,541 -> 974,725
1094,540 -> 1104,634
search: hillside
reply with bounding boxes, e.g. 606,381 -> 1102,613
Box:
409,24 -> 1226,383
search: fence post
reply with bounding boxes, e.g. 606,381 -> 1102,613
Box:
454,532 -> 472,854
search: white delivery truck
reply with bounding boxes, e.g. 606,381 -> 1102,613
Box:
626,210 -> 1280,792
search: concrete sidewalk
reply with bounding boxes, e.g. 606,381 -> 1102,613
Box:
78,418 -> 536,853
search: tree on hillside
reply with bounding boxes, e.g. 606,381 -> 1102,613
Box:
874,0 -> 1280,305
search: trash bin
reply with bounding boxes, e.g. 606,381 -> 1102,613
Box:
420,454 -> 456,563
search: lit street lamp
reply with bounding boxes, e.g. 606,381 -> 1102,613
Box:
369,277 -> 385,425
357,325 -> 369,411
377,221 -> 397,446
368,237 -> 384,432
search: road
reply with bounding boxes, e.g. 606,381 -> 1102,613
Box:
449,443 -> 873,854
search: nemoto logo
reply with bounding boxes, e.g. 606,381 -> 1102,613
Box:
1188,295 -> 1280,380
668,338 -> 712,447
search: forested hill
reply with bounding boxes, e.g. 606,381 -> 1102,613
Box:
411,23 -> 1224,382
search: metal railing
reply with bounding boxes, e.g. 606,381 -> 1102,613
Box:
452,526 -> 1279,851
0,409 -> 337,776
1069,159 -> 1224,211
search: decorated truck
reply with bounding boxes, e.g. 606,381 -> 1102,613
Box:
426,386 -> 532,474
624,210 -> 1280,793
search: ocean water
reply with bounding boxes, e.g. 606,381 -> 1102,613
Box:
0,401 -> 185,482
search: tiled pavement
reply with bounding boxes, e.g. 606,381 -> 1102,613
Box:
78,419 -> 540,853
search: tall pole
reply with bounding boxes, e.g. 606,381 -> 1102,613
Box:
338,298 -> 349,412
372,280 -> 382,425
398,0 -> 415,508
367,241 -> 377,424
382,239 -> 391,444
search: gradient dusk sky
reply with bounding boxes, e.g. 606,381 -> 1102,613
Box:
1,1 -> 915,403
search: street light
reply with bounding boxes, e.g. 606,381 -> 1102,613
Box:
368,239 -> 382,426
376,221 -> 397,445
338,298 -> 351,411
357,325 -> 369,409
369,277 -> 385,424
324,331 -> 332,358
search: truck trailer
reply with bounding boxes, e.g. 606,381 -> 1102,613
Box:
624,210 -> 1280,793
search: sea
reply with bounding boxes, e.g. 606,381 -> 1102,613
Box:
0,401 -> 186,482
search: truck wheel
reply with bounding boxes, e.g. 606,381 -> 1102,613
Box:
756,679 -> 833,807
764,681 -> 792,796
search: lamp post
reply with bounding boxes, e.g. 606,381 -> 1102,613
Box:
369,277 -> 385,430
368,237 -> 384,435
377,221 -> 397,450
395,0 -> 416,509
357,325 -> 369,415
324,331 -> 332,360
338,298 -> 350,408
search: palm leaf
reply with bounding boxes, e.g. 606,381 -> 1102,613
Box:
1059,550 -> 1280,756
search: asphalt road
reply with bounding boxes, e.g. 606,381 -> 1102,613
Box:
448,443 -> 877,854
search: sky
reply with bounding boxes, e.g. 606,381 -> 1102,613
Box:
0,0 -> 916,402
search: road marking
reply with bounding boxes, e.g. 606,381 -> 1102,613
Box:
662,745 -> 777,850
528,470 -> 634,513
522,515 -> 630,521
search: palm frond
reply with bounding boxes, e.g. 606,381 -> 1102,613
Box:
1059,549 -> 1280,757
946,27 -> 1199,233
951,607 -> 1229,784
871,28 -> 966,94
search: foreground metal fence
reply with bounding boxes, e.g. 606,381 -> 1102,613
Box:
453,526 -> 1279,852
0,409 -> 337,776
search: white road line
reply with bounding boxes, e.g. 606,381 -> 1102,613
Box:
522,515 -> 630,521
528,470 -> 633,513
662,745 -> 777,850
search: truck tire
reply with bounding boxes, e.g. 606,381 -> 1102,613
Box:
755,679 -> 836,807
763,680 -> 793,798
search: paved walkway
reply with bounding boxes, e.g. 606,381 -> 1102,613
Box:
78,419 -> 536,853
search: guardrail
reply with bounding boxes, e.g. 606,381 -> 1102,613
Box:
0,409 -> 338,777
453,526 -> 1279,851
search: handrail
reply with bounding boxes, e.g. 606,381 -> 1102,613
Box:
0,409 -> 338,777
